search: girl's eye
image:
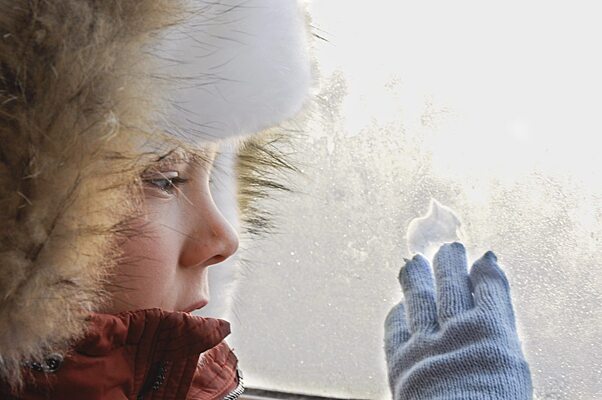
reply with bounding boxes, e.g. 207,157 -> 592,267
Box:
142,172 -> 189,194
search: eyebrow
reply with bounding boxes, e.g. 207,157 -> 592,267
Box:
156,150 -> 176,162
152,147 -> 218,171
155,149 -> 188,164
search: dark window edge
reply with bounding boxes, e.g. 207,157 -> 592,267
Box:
240,387 -> 370,400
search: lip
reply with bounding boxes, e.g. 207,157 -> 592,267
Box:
182,300 -> 208,313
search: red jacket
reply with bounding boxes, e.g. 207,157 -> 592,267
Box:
1,309 -> 242,400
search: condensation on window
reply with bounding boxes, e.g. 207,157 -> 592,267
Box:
225,2 -> 602,399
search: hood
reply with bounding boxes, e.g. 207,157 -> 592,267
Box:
0,0 -> 311,389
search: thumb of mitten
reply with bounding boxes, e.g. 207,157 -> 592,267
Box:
384,301 -> 412,396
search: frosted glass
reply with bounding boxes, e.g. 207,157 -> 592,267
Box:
225,2 -> 602,399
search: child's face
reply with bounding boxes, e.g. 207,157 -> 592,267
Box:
102,145 -> 239,314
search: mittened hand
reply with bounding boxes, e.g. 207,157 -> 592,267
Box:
384,242 -> 533,400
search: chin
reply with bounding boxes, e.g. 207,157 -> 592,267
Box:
181,299 -> 209,313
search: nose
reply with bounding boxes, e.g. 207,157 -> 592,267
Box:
178,194 -> 240,269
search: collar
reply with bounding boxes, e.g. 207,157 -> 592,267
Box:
77,308 -> 232,359
4,308 -> 240,399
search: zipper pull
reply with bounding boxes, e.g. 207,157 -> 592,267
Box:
137,360 -> 169,399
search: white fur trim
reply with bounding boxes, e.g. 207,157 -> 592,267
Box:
154,0 -> 311,143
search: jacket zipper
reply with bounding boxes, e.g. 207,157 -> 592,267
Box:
136,363 -> 243,399
222,368 -> 245,400
137,361 -> 168,400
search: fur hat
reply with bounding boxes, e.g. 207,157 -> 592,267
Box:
0,0 -> 310,388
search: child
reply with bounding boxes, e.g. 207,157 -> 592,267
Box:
0,0 -> 532,399
0,1 -> 309,398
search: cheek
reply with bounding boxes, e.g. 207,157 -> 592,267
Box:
123,211 -> 177,261
111,207 -> 183,309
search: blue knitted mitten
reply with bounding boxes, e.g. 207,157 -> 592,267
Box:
384,242 -> 532,399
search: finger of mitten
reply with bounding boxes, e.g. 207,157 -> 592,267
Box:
384,302 -> 411,356
433,242 -> 474,323
384,303 -> 412,399
399,254 -> 438,333
469,251 -> 516,322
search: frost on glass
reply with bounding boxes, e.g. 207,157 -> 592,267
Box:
226,68 -> 602,400
224,2 -> 602,399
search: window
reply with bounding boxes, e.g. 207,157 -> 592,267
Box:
204,2 -> 601,399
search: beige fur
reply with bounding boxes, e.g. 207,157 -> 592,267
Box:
0,0 -> 194,389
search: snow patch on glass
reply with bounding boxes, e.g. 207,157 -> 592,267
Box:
406,198 -> 465,260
